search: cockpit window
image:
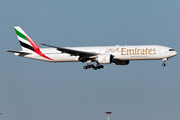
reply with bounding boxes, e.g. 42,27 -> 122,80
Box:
169,49 -> 174,51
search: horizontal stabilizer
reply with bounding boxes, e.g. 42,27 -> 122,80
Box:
5,50 -> 32,55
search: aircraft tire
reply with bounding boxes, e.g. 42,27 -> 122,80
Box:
93,67 -> 97,70
162,63 -> 166,66
97,66 -> 101,69
91,64 -> 94,68
100,65 -> 104,68
83,66 -> 88,69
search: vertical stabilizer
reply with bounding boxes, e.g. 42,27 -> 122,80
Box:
14,26 -> 53,60
14,26 -> 36,52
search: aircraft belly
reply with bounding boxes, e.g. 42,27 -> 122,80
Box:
114,53 -> 163,60
22,53 -> 79,62
50,54 -> 79,62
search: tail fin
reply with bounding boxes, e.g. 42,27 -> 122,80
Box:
14,26 -> 53,60
14,26 -> 39,52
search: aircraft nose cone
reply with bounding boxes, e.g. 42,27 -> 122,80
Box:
174,51 -> 177,56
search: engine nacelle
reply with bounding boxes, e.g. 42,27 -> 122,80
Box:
97,54 -> 113,64
113,60 -> 129,65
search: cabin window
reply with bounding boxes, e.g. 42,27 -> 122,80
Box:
169,49 -> 174,51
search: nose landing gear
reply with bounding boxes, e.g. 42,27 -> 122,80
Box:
162,58 -> 168,67
162,63 -> 166,66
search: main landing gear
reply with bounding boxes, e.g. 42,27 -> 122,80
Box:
83,63 -> 104,70
162,58 -> 168,67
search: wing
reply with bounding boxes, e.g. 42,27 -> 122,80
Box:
40,44 -> 97,61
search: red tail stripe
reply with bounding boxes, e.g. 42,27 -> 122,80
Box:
25,36 -> 53,60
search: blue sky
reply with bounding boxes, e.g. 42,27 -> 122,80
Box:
1,0 -> 180,120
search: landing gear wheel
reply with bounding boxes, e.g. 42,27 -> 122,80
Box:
100,65 -> 104,68
93,67 -> 97,70
83,66 -> 87,69
97,66 -> 101,69
87,65 -> 90,68
90,64 -> 94,68
162,63 -> 166,66
83,63 -> 104,70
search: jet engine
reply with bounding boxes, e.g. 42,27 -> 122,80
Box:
97,54 -> 113,64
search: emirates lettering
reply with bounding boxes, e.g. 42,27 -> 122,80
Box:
121,48 -> 156,55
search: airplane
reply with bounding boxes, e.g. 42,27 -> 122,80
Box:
5,26 -> 177,70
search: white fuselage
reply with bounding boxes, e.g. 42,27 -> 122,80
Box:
15,45 -> 177,63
